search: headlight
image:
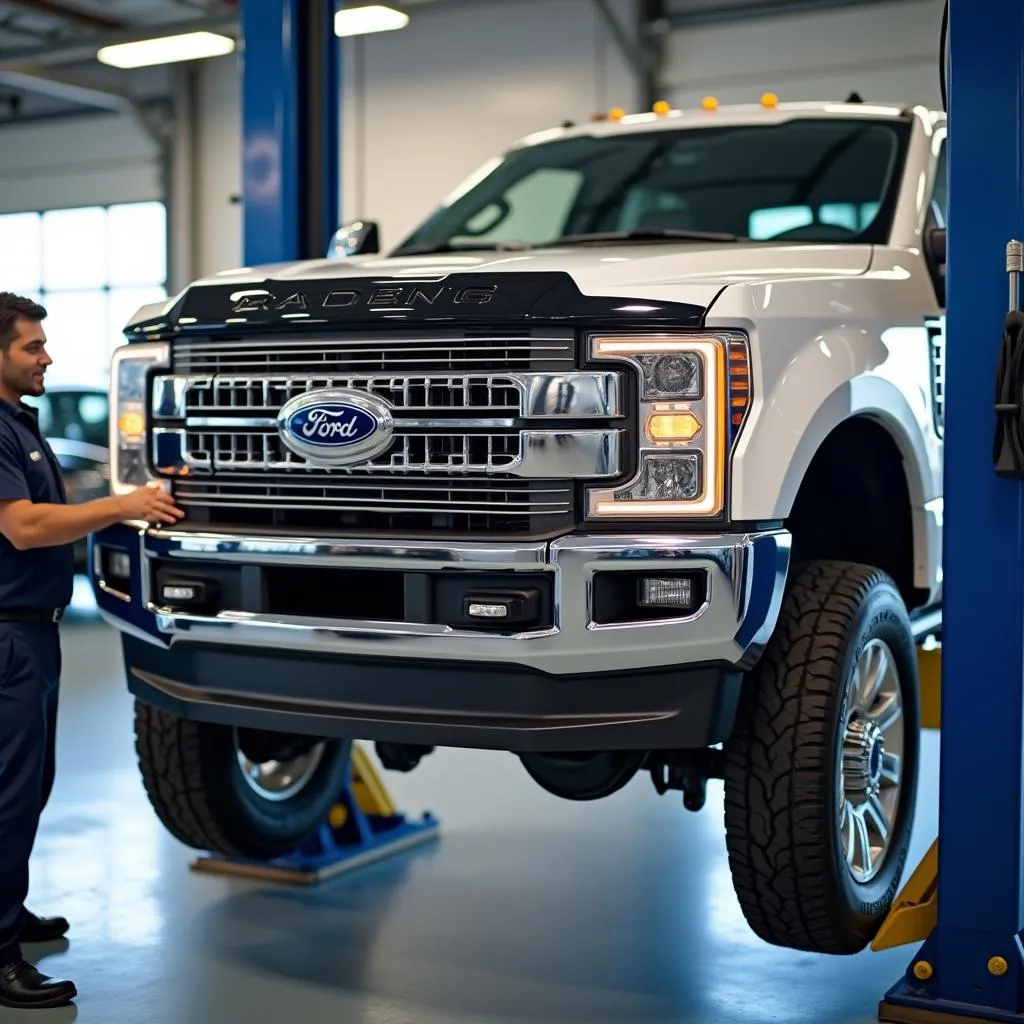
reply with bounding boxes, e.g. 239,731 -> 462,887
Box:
586,332 -> 750,519
109,342 -> 169,496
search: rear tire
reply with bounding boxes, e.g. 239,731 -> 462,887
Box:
723,561 -> 920,954
134,701 -> 352,860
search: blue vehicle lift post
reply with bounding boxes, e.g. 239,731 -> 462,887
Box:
239,0 -> 340,264
192,0 -> 439,885
879,1 -> 1024,1020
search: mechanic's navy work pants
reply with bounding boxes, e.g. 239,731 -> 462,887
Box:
0,622 -> 61,967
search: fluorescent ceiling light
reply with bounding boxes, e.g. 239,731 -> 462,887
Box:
335,5 -> 410,37
97,30 -> 235,69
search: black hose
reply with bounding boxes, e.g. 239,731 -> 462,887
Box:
939,0 -> 948,111
993,311 -> 1024,477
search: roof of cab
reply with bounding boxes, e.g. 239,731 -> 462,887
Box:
513,99 -> 944,149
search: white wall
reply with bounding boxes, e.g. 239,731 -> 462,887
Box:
338,0 -> 641,253
185,0 -> 639,277
193,54 -> 242,283
662,0 -> 945,110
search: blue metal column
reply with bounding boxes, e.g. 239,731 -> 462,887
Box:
881,1 -> 1024,1021
239,0 -> 341,266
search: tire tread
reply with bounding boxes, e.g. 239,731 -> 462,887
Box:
134,702 -> 240,857
723,560 -> 903,954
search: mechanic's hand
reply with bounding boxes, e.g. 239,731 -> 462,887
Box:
114,483 -> 185,525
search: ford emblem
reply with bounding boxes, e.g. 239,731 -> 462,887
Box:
277,388 -> 395,468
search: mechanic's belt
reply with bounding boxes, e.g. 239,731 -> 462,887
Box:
0,608 -> 65,622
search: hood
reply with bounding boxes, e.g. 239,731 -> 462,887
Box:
130,242 -> 874,335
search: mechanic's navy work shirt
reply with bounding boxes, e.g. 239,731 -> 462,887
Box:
0,399 -> 75,611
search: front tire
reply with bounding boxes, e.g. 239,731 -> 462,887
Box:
723,561 -> 920,954
134,701 -> 353,860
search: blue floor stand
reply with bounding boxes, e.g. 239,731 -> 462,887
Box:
877,1 -> 1024,1021
191,746 -> 441,886
211,0 -> 435,890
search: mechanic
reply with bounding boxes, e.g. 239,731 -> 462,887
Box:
0,293 -> 183,1010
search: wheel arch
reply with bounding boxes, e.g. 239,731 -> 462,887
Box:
720,313 -> 942,604
785,413 -> 929,610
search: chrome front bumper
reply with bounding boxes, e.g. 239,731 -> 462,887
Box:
94,526 -> 792,677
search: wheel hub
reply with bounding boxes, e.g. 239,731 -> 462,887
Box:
836,638 -> 906,884
843,719 -> 886,797
234,729 -> 326,803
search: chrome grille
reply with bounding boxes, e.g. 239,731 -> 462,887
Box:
183,375 -> 521,416
178,428 -> 521,474
172,328 -> 574,375
160,328 -> 623,536
173,477 -> 572,519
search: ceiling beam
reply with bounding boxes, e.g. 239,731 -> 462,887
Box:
666,0 -> 923,28
3,0 -> 125,30
0,66 -> 134,110
0,11 -> 237,68
0,63 -> 171,149
594,0 -> 647,84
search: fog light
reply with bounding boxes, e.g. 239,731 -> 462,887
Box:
158,579 -> 212,607
639,576 -> 696,609
467,601 -> 510,619
109,550 -> 131,579
458,589 -> 543,628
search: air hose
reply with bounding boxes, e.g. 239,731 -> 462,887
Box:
993,245 -> 1024,478
939,0 -> 948,112
992,312 -> 1024,477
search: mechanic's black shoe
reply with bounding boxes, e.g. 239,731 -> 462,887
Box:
0,960 -> 77,1009
21,910 -> 70,943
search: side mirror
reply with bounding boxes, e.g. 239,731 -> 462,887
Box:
327,220 -> 380,259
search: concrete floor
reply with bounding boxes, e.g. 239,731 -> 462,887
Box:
3,579 -> 940,1024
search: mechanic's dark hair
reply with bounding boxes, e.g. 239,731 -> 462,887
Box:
0,292 -> 47,351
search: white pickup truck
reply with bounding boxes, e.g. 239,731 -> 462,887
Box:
91,98 -> 946,956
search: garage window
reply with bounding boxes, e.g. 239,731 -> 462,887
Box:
0,200 -> 167,386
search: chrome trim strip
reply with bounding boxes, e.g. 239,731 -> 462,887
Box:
152,427 -> 210,475
125,528 -> 792,675
97,579 -> 132,603
182,416 -> 520,430
168,330 -> 577,376
515,372 -> 621,418
91,544 -> 131,603
151,372 -> 622,421
151,427 -> 623,479
509,430 -> 622,478
152,375 -> 192,419
144,530 -> 550,569
186,416 -> 277,429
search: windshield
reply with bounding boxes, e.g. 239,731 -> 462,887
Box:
395,117 -> 911,254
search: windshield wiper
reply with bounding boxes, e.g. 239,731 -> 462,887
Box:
390,240 -> 533,257
536,228 -> 744,246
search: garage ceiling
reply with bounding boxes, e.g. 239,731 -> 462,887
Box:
0,0 -> 234,53
0,0 -> 899,123
0,0 -> 897,54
